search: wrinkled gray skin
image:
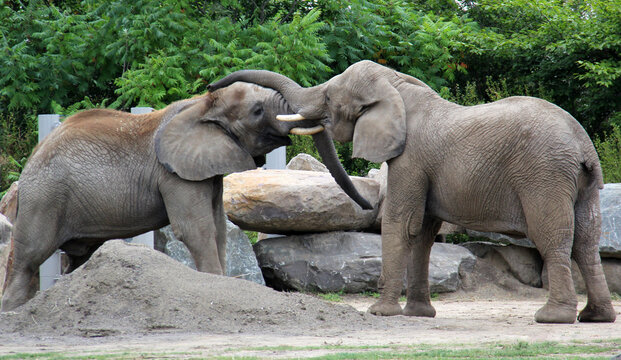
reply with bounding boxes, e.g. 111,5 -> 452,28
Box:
1,82 -> 318,312
206,61 -> 616,324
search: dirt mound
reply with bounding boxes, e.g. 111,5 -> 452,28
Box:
0,241 -> 382,337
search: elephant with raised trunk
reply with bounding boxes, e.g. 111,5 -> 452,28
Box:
1,82 -> 370,312
208,61 -> 616,324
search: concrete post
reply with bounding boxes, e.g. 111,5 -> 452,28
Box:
264,147 -> 286,238
126,107 -> 155,248
38,114 -> 63,291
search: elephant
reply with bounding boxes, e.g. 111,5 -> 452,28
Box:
207,60 -> 617,324
1,81 -> 371,312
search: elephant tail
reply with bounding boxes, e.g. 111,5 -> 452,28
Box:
581,145 -> 604,190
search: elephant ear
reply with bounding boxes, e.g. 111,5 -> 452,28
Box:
155,100 -> 256,181
352,77 -> 406,163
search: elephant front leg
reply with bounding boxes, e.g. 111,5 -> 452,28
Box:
161,178 -> 224,275
368,223 -> 408,316
402,216 -> 441,317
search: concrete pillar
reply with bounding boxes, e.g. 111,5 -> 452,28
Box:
127,107 -> 155,248
264,147 -> 286,239
38,114 -> 63,291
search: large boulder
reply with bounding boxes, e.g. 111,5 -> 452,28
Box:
154,220 -> 265,285
600,183 -> 621,258
460,242 -> 543,287
253,231 -> 476,294
223,169 -> 380,234
465,183 -> 621,258
286,153 -> 328,173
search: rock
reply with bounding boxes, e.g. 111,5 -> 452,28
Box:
465,183 -> 621,258
253,231 -> 476,294
224,169 -> 380,234
370,162 -> 388,230
0,182 -> 18,223
154,220 -> 265,285
224,220 -> 265,285
437,222 -> 466,242
0,213 -> 11,246
460,242 -> 543,287
542,258 -> 621,295
0,214 -> 12,296
286,153 -> 328,173
465,230 -> 535,248
600,183 -> 621,258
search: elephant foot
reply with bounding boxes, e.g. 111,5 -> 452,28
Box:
368,300 -> 402,316
403,301 -> 436,317
534,303 -> 577,324
578,303 -> 616,323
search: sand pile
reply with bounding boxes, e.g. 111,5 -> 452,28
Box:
0,240 -> 382,337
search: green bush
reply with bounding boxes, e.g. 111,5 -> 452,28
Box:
595,125 -> 621,184
0,112 -> 38,194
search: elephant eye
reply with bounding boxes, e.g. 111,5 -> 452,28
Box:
325,95 -> 330,104
253,106 -> 264,117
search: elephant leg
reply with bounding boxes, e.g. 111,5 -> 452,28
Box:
369,169 -> 427,316
525,197 -> 578,323
211,175 -> 228,275
403,216 -> 442,317
160,178 -> 223,275
573,188 -> 616,322
2,215 -> 62,311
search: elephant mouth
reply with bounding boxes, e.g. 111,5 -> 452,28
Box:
277,114 -> 325,135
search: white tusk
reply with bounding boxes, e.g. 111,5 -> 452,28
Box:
290,125 -> 324,136
277,114 -> 306,122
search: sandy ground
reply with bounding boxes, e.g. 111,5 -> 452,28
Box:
0,241 -> 620,358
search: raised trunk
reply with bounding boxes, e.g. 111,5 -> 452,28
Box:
209,70 -> 373,210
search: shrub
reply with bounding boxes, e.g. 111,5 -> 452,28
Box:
594,125 -> 621,184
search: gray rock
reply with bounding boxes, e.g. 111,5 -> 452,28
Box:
225,220 -> 265,285
0,213 -> 11,246
465,183 -> 621,258
371,162 -> 388,230
253,231 -> 476,294
224,169 -> 380,233
0,214 -> 12,296
286,153 -> 328,173
460,242 -> 543,287
154,220 -> 265,285
600,183 -> 621,258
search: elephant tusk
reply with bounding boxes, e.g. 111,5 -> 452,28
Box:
290,125 -> 325,136
277,114 -> 306,122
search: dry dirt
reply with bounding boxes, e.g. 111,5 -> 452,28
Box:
0,240 -> 620,358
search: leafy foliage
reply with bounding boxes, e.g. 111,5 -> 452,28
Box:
1,0 -> 619,192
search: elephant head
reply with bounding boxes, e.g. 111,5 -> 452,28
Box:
207,69 -> 382,210
155,82 -> 314,181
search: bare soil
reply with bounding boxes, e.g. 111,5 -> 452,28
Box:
0,240 -> 619,358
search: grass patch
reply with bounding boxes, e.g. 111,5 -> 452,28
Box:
317,291 -> 344,302
2,339 -> 620,359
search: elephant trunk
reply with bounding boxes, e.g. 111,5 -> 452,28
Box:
208,70 -> 325,119
312,130 -> 373,210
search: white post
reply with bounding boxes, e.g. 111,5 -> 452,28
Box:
265,146 -> 286,170
38,114 -> 63,290
264,147 -> 286,238
126,107 -> 155,248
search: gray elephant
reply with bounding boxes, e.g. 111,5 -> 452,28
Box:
1,82 -> 370,312
208,60 -> 616,324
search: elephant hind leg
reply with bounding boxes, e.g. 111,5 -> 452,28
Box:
524,196 -> 578,323
572,188 -> 616,323
2,221 -> 63,311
